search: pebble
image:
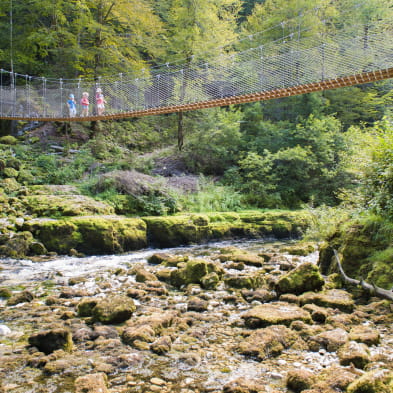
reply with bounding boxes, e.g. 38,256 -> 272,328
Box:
277,359 -> 287,365
150,378 -> 166,386
0,324 -> 11,336
270,371 -> 284,379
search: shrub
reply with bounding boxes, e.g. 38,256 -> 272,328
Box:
0,135 -> 18,145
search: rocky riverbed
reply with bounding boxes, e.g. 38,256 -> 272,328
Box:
0,239 -> 392,393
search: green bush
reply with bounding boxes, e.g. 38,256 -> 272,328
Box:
0,136 -> 18,145
362,119 -> 393,218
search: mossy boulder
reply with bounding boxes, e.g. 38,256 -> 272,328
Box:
299,289 -> 354,313
0,287 -> 11,298
170,258 -> 223,288
200,272 -> 220,289
28,328 -> 73,354
286,369 -> 315,393
0,135 -> 18,145
347,369 -> 393,393
338,341 -> 371,369
121,325 -> 155,345
242,302 -> 312,328
276,262 -> 324,295
0,231 -> 34,258
308,328 -> 349,352
143,214 -> 212,247
217,247 -> 265,267
77,298 -> 99,317
349,325 -> 380,346
143,210 -> 312,248
7,290 -> 34,306
238,325 -> 297,360
22,194 -> 114,217
92,295 -> 136,324
224,273 -> 263,290
3,167 -> 19,178
281,242 -> 317,256
0,178 -> 20,194
24,216 -> 147,255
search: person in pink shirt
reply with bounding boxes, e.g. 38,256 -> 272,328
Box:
95,88 -> 107,116
80,92 -> 89,117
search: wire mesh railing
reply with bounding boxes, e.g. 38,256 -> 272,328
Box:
0,21 -> 392,121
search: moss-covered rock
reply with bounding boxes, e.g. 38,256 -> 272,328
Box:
242,302 -> 312,328
92,295 -> 136,324
7,290 -> 34,305
299,289 -> 354,313
338,341 -> 371,369
281,242 -> 317,256
77,298 -> 98,317
74,373 -> 109,393
347,369 -> 393,393
349,325 -> 380,346
3,167 -> 19,178
143,210 -> 311,248
0,287 -> 11,298
238,325 -> 297,360
217,247 -> 265,267
0,231 -> 34,258
0,135 -> 18,145
276,262 -> 324,295
170,258 -> 223,288
224,273 -> 263,290
22,194 -> 114,217
28,328 -> 73,354
320,217 -> 393,289
286,369 -> 315,393
121,325 -> 155,345
200,272 -> 220,289
24,216 -> 147,254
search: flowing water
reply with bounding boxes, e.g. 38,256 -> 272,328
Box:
0,239 -> 392,393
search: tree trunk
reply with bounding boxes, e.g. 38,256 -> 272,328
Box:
177,112 -> 184,151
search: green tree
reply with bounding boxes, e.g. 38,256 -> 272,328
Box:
362,119 -> 393,218
0,0 -> 165,78
230,114 -> 354,208
164,0 -> 241,150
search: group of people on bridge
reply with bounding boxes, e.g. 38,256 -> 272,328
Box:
66,87 -> 107,118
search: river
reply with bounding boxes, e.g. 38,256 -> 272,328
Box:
0,239 -> 392,393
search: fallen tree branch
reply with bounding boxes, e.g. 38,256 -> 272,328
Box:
333,250 -> 393,301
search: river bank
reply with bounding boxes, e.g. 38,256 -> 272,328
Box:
0,239 -> 392,393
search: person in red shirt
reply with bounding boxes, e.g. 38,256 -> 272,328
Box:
80,92 -> 89,117
95,88 -> 107,116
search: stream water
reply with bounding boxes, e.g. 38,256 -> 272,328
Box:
0,239 -> 392,393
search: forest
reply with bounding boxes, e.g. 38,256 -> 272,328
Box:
0,0 -> 392,221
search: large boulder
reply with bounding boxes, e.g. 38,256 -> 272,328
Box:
338,341 -> 371,369
24,216 -> 147,255
276,262 -> 324,295
308,328 -> 349,352
347,369 -> 393,393
92,295 -> 136,324
299,289 -> 354,313
242,302 -> 312,328
170,258 -> 223,288
238,325 -> 297,360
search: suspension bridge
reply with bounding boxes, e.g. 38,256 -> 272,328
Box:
0,20 -> 392,122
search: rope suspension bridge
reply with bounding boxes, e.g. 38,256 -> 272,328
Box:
0,20 -> 392,122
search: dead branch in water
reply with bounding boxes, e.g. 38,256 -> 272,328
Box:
333,250 -> 393,301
